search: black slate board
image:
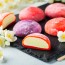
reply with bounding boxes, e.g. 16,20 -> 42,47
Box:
7,3 -> 65,62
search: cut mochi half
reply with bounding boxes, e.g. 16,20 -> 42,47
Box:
0,12 -> 16,29
22,33 -> 51,50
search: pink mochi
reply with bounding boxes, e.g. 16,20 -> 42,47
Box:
19,7 -> 45,22
45,3 -> 65,18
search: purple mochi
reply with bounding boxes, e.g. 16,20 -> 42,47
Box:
13,20 -> 42,37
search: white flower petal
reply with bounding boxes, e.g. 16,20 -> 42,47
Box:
11,36 -> 17,42
1,31 -> 5,36
5,30 -> 17,42
5,37 -> 12,42
57,31 -> 63,37
0,28 -> 3,35
0,36 -> 5,47
5,41 -> 10,46
6,30 -> 15,37
58,38 -> 65,42
5,31 -> 14,41
57,31 -> 65,42
0,48 -> 3,62
14,37 -> 17,41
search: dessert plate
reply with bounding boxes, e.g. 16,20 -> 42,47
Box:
7,3 -> 65,62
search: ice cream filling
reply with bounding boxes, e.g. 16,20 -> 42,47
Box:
2,14 -> 15,29
23,37 -> 48,48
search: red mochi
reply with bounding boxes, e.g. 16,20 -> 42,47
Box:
44,17 -> 65,36
19,7 -> 45,22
